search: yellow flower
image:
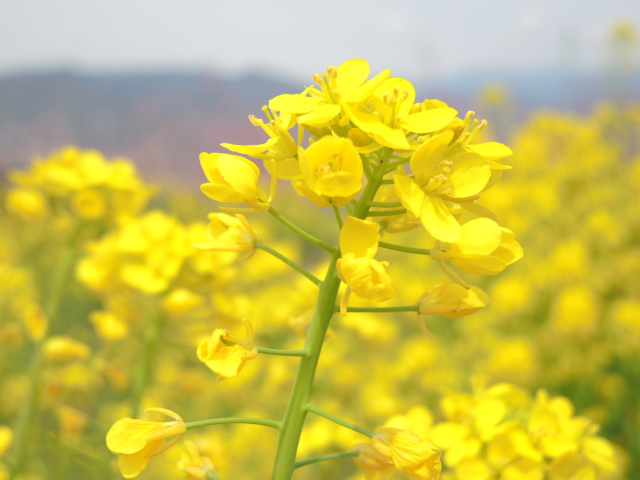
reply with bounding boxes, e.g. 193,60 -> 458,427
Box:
430,218 -> 523,275
199,152 -> 269,211
106,408 -> 186,478
5,188 -> 48,219
90,310 -> 129,340
192,213 -> 257,260
344,77 -> 458,150
337,217 -> 395,310
298,136 -> 363,205
197,320 -> 258,380
70,189 -> 107,219
0,426 -> 13,457
43,336 -> 92,362
161,288 -> 204,316
221,108 -> 300,180
354,427 -> 442,480
417,283 -> 490,319
394,130 -> 491,242
177,440 -> 219,480
268,59 -> 391,129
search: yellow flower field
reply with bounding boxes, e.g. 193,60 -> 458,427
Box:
0,58 -> 638,480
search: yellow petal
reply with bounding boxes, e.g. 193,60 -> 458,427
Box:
467,141 -> 513,160
394,173 -> 425,218
398,107 -> 458,134
106,419 -> 164,454
340,216 -> 380,258
419,195 -> 461,243
447,153 -> 491,198
268,93 -> 323,114
451,218 -> 502,256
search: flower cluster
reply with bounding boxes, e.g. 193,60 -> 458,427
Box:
199,58 -> 521,317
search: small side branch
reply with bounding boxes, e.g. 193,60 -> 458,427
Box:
305,403 -> 375,438
294,450 -> 359,470
185,417 -> 281,430
255,242 -> 322,287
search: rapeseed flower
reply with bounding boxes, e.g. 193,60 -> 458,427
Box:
354,427 -> 442,480
395,130 -> 491,242
337,216 -> 395,311
298,135 -> 363,206
197,320 -> 258,380
199,152 -> 270,211
417,283 -> 489,318
429,218 -> 523,275
177,440 -> 219,480
106,408 -> 186,478
192,213 -> 257,260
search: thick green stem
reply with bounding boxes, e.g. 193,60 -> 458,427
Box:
271,252 -> 342,480
186,417 -> 281,430
131,311 -> 165,417
271,160 -> 385,479
255,242 -> 321,286
10,224 -> 83,480
305,403 -> 375,438
268,207 -> 337,254
294,450 -> 359,469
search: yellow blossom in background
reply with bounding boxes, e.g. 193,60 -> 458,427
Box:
177,440 -> 218,480
197,320 -> 258,380
106,408 -> 186,478
43,336 -> 92,362
90,310 -> 129,340
161,288 -> 204,316
0,426 -> 12,457
5,188 -> 48,219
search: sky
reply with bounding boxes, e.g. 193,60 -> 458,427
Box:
1,0 -> 639,83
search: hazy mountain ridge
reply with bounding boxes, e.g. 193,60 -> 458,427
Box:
0,69 -> 633,182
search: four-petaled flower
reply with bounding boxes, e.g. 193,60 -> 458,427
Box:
354,427 -> 442,480
106,407 -> 186,478
197,319 -> 258,380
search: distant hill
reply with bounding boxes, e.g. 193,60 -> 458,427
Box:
0,68 -> 634,183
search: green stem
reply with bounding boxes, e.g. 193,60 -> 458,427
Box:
378,241 -> 431,255
131,311 -> 165,417
271,160 -> 385,479
294,450 -> 359,469
10,224 -> 83,480
367,209 -> 406,217
340,305 -> 420,313
332,205 -> 343,229
185,418 -> 281,430
257,347 -> 308,357
369,201 -> 403,208
268,207 -> 337,254
207,472 -> 225,480
305,403 -> 375,438
255,242 -> 321,286
271,251 -> 342,480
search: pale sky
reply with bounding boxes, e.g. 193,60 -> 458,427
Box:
2,0 -> 639,82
